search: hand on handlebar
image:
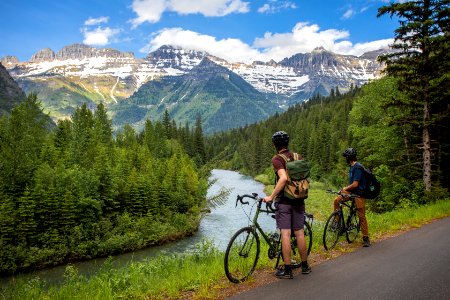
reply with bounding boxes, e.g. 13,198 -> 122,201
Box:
262,195 -> 273,203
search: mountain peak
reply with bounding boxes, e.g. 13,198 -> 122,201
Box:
54,43 -> 134,61
312,46 -> 327,52
31,48 -> 56,62
145,45 -> 206,71
0,55 -> 19,66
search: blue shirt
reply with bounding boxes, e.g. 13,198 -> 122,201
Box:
348,162 -> 366,196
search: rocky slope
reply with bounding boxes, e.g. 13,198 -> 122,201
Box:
111,57 -> 280,134
0,62 -> 26,116
1,44 -> 387,131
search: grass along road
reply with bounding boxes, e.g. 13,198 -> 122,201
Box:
2,187 -> 450,300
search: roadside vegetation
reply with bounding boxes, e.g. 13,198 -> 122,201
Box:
2,185 -> 449,300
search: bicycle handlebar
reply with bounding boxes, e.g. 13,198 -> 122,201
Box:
327,189 -> 360,199
235,193 -> 276,212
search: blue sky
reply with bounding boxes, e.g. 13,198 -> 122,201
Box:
0,0 -> 401,63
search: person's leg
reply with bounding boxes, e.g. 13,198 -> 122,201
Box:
275,203 -> 293,278
333,195 -> 342,211
281,228 -> 292,267
355,197 -> 370,246
294,229 -> 307,261
293,204 -> 310,274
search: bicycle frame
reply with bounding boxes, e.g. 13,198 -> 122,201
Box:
337,199 -> 357,232
225,193 -> 314,283
249,199 -> 274,245
244,196 -> 313,267
323,190 -> 361,251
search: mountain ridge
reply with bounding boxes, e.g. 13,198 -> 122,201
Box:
111,57 -> 280,134
1,43 -> 388,132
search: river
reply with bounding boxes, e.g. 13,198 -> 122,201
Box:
1,169 -> 276,285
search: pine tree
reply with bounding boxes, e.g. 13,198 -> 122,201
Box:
0,94 -> 48,196
70,103 -> 94,168
16,188 -> 37,245
93,103 -> 113,145
194,115 -> 206,165
162,109 -> 171,139
377,0 -> 450,191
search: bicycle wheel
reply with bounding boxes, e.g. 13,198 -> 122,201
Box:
323,211 -> 342,250
304,221 -> 313,255
224,227 -> 260,283
346,212 -> 360,243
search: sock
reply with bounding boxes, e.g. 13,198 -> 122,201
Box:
284,264 -> 292,272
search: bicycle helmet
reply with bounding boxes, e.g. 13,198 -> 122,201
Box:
272,131 -> 289,147
342,147 -> 357,157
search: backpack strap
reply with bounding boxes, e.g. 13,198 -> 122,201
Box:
277,153 -> 289,163
277,152 -> 299,163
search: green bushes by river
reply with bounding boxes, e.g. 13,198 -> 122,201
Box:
0,96 -> 208,275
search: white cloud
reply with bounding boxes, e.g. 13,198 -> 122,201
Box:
82,27 -> 121,46
130,0 -> 250,27
258,4 -> 270,13
140,27 -> 260,63
255,23 -> 393,59
342,8 -> 355,19
84,16 -> 109,26
257,1 -> 297,14
140,23 -> 393,63
130,0 -> 167,27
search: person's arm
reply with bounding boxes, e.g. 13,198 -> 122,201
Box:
343,180 -> 359,192
263,168 -> 287,202
343,166 -> 362,192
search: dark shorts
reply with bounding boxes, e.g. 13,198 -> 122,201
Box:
275,202 -> 305,230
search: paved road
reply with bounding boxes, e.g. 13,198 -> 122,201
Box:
230,217 -> 450,300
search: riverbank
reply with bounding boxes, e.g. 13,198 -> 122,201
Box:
0,211 -> 201,277
2,187 -> 449,299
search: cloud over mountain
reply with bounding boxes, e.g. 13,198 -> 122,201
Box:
141,22 -> 393,63
130,0 -> 250,27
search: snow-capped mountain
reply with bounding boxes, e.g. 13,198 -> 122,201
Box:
1,43 -> 386,129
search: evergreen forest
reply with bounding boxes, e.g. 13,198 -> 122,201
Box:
0,96 -> 208,274
206,76 -> 449,212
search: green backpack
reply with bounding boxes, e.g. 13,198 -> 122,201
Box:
278,153 -> 310,200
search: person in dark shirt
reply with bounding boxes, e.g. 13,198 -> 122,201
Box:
263,131 -> 311,279
334,147 -> 370,247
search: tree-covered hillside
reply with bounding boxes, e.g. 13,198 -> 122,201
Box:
111,58 -> 280,134
0,95 -> 208,274
206,76 -> 449,212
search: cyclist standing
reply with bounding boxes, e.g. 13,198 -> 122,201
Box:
263,131 -> 311,279
335,148 -> 371,247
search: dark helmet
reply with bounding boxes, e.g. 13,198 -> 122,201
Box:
272,131 -> 289,147
342,147 -> 357,157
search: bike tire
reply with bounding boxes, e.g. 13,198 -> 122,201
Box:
224,227 -> 260,283
345,212 -> 360,243
323,211 -> 342,251
304,221 -> 313,255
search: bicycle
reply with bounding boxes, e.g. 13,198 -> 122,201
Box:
322,190 -> 361,250
224,193 -> 313,283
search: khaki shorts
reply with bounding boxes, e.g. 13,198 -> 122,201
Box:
275,202 -> 305,230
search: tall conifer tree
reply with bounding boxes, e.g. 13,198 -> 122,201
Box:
377,0 -> 450,191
